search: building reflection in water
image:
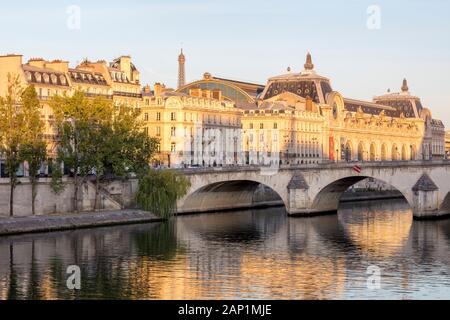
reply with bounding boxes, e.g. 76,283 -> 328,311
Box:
1,200 -> 450,299
338,200 -> 413,258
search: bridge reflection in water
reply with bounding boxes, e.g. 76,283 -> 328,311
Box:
1,199 -> 450,299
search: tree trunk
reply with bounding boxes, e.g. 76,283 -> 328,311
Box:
31,179 -> 37,215
73,173 -> 79,213
9,182 -> 14,217
94,174 -> 99,211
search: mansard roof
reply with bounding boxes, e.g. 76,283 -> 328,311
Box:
343,98 -> 402,118
373,79 -> 423,118
259,53 -> 333,104
22,65 -> 70,87
69,68 -> 108,86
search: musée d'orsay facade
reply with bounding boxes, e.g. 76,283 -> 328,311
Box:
175,52 -> 445,167
0,51 -> 446,170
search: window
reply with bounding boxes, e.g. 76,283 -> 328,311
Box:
144,113 -> 148,121
171,143 -> 176,153
249,123 -> 253,129
144,127 -> 148,136
260,123 -> 264,129
273,123 -> 278,129
171,127 -> 176,137
156,127 -> 161,136
156,112 -> 161,121
171,112 -> 176,121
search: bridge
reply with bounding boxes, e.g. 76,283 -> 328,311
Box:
177,160 -> 450,219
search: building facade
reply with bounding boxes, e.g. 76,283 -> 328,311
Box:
182,53 -> 431,166
446,131 -> 450,158
142,84 -> 242,168
0,54 -> 142,157
1,51 -> 447,175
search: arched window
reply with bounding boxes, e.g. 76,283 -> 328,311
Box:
358,142 -> 365,161
411,144 -> 417,160
392,144 -> 399,160
345,141 -> 353,162
401,145 -> 408,161
381,144 -> 387,161
370,143 -> 376,161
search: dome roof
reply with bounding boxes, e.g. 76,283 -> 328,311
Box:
260,53 -> 333,104
373,79 -> 423,118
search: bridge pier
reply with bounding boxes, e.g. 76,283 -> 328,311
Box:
411,174 -> 447,219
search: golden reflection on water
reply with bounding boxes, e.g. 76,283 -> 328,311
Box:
237,253 -> 346,299
338,201 -> 413,258
2,200 -> 450,300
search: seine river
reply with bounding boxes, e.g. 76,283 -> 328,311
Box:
1,199 -> 450,300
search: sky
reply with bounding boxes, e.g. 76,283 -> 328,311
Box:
1,0 -> 449,127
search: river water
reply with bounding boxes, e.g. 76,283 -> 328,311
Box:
1,199 -> 450,300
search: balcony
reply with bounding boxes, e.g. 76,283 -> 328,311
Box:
113,91 -> 142,98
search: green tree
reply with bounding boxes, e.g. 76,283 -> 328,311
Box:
107,105 -> 158,178
0,74 -> 25,216
50,93 -> 158,212
19,85 -> 47,215
50,91 -> 113,212
135,170 -> 190,218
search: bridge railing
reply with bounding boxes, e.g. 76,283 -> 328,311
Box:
176,159 -> 450,174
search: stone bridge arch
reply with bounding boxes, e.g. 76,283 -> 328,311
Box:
177,162 -> 450,219
310,175 -> 413,214
287,163 -> 450,219
177,168 -> 291,214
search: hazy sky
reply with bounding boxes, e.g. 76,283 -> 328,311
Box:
1,0 -> 449,127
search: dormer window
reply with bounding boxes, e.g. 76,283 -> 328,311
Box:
43,73 -> 50,83
25,71 -> 32,82
35,72 -> 42,82
60,75 -> 66,85
51,74 -> 57,84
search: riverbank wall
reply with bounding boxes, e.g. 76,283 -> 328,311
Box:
0,177 -> 135,217
0,209 -> 162,236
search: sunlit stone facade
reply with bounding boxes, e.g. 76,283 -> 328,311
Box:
181,53 -> 443,165
0,54 -> 142,164
240,93 -> 324,165
142,84 -> 242,168
446,131 -> 450,158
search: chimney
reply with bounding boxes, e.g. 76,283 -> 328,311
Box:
28,58 -> 46,68
46,60 -> 69,73
119,55 -> 132,80
143,84 -> 151,94
154,82 -> 166,96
